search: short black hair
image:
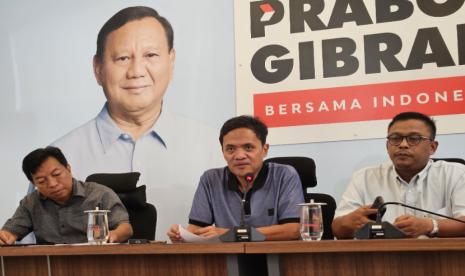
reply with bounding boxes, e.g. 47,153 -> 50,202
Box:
22,146 -> 69,182
388,111 -> 437,140
219,115 -> 268,145
95,6 -> 174,62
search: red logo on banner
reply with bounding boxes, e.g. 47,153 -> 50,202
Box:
254,76 -> 465,128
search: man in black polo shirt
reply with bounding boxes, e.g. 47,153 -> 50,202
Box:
168,115 -> 304,241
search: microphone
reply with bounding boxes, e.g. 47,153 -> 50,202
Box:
220,173 -> 265,242
356,197 -> 465,239
239,173 -> 254,227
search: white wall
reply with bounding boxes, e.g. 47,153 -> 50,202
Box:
1,1 -> 464,239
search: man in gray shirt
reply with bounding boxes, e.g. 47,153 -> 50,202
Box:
167,115 -> 304,241
0,147 -> 133,245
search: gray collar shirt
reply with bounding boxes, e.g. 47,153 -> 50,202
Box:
3,179 -> 129,244
188,162 -> 304,228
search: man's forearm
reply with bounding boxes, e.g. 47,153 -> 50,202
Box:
437,216 -> 465,237
188,223 -> 300,240
109,222 -> 133,242
332,216 -> 357,239
257,223 -> 300,241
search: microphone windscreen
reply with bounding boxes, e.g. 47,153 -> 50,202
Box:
245,173 -> 254,183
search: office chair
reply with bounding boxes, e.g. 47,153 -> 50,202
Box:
265,157 -> 336,240
86,172 -> 157,240
432,158 -> 465,165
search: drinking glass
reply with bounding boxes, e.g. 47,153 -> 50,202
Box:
84,208 -> 110,244
299,200 -> 326,241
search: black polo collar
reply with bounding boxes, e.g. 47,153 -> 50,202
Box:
225,163 -> 269,216
226,162 -> 269,195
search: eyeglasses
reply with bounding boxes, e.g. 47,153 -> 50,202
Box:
386,135 -> 433,146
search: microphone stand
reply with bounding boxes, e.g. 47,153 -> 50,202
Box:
239,183 -> 248,227
377,202 -> 465,224
220,173 -> 266,242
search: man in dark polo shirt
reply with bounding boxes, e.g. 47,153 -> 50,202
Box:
168,115 -> 304,241
0,147 -> 133,245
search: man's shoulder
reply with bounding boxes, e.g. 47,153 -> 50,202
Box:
22,190 -> 40,203
201,167 -> 227,181
429,159 -> 465,176
78,180 -> 116,196
15,190 -> 42,211
266,162 -> 301,182
353,161 -> 393,177
267,162 -> 297,173
51,117 -> 98,148
265,163 -> 302,191
158,112 -> 219,143
430,159 -> 465,169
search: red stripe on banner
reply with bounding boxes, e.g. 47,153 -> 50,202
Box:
254,76 -> 465,128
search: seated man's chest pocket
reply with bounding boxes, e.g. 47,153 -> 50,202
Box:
65,208 -> 88,231
267,208 -> 275,216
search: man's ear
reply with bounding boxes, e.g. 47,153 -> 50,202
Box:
93,55 -> 103,86
168,48 -> 176,81
263,143 -> 269,157
430,140 -> 439,155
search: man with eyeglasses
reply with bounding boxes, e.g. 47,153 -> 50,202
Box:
332,111 -> 465,239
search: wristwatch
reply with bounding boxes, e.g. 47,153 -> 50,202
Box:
429,218 -> 439,236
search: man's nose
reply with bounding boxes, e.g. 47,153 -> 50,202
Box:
234,149 -> 247,160
47,177 -> 59,187
398,137 -> 410,148
127,57 -> 146,79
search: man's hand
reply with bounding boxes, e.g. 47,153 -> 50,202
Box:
332,205 -> 377,239
0,230 -> 17,245
394,215 -> 432,237
348,205 -> 379,227
107,223 -> 133,243
167,224 -> 184,243
193,226 -> 229,238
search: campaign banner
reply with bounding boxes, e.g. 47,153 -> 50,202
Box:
234,0 -> 465,144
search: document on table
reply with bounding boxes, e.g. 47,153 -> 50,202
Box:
178,224 -> 220,243
53,242 -> 120,246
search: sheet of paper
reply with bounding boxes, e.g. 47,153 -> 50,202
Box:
53,242 -> 120,246
178,224 -> 220,243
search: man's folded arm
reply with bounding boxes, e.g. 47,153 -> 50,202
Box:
186,222 -> 229,238
332,206 -> 377,239
1,199 -> 34,242
332,214 -> 359,239
434,216 -> 465,237
108,222 -> 133,243
257,219 -> 300,241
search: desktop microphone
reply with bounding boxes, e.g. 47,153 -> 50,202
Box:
355,196 -> 406,239
219,173 -> 266,242
355,197 -> 465,239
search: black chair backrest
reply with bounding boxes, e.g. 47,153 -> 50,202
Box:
265,156 -> 317,195
126,204 -> 157,240
265,156 -> 335,239
86,172 -> 157,240
432,158 -> 465,165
